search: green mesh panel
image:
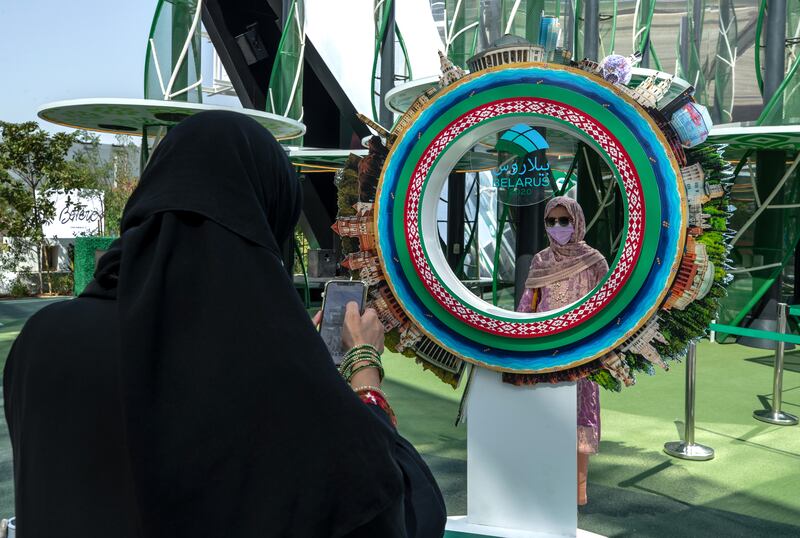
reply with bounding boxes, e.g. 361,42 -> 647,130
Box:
144,0 -> 202,102
444,0 -> 481,69
598,0 -> 618,57
267,0 -> 305,144
713,0 -> 738,124
632,0 -> 657,67
717,150 -> 800,333
372,0 -> 413,122
677,0 -> 707,104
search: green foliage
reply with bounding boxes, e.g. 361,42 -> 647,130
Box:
9,278 -> 30,298
73,236 -> 116,296
49,272 -> 74,295
335,155 -> 361,256
413,356 -> 461,388
0,121 -> 89,293
588,369 -> 621,392
649,144 -> 734,366
70,134 -> 139,236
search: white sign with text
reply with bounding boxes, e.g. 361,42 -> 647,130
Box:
43,190 -> 104,238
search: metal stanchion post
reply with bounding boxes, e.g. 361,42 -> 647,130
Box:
754,303 -> 799,425
664,341 -> 715,460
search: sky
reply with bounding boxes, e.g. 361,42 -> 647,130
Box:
0,1 -> 158,139
0,0 -> 444,145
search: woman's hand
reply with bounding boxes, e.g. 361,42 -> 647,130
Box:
342,302 -> 385,388
342,302 -> 384,353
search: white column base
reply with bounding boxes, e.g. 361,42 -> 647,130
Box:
465,368 -> 577,535
445,515 -> 606,538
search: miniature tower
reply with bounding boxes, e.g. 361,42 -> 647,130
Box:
438,50 -> 466,87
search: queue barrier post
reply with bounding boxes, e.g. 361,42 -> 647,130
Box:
664,341 -> 715,461
753,303 -> 799,426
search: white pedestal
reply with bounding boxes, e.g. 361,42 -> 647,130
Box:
446,516 -> 606,538
446,367 -> 580,537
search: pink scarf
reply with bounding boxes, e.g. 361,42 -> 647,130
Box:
525,196 -> 606,289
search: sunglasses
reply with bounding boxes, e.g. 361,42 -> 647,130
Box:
545,217 -> 572,227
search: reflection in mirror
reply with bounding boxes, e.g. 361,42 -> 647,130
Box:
436,122 -> 622,313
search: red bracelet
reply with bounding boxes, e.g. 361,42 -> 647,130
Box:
355,388 -> 397,427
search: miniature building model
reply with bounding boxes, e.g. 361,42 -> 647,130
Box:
467,35 -> 545,73
341,250 -> 380,271
687,203 -> 711,229
682,163 -> 724,206
620,316 -> 670,370
368,285 -> 407,332
601,351 -> 635,387
663,237 -> 715,310
331,203 -> 375,250
393,86 -> 439,137
438,50 -> 466,87
359,264 -> 384,286
576,59 -> 602,77
621,75 -> 673,109
397,323 -> 424,352
414,335 -> 465,374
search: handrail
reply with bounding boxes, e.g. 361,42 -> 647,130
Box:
709,322 -> 800,345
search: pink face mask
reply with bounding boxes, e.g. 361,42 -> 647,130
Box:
546,224 -> 574,245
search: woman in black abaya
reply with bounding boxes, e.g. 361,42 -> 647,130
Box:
4,111 -> 445,537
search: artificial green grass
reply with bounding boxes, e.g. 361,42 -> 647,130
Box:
383,342 -> 800,537
1,300 -> 799,536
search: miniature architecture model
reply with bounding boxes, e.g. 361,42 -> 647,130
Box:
682,163 -> 724,205
331,203 -> 375,250
620,75 -> 674,109
438,50 -> 466,87
663,237 -> 715,310
601,351 -> 635,387
620,316 -> 670,370
393,86 -> 440,137
466,35 -> 545,73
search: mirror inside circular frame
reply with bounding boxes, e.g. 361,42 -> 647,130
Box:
435,121 -> 624,314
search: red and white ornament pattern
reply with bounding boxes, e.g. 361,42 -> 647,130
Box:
402,97 -> 646,337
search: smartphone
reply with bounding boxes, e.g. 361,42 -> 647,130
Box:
319,280 -> 368,364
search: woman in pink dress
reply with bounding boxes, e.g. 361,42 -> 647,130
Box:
516,196 -> 607,506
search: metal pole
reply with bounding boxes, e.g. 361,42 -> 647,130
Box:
679,15 -> 689,77
664,342 -> 715,460
563,0 -> 575,55
379,0 -> 396,129
754,303 -> 799,425
692,0 -> 703,57
765,0 -> 787,100
640,0 -> 651,68
584,0 -> 599,61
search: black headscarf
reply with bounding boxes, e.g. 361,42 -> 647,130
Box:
81,111 -> 404,536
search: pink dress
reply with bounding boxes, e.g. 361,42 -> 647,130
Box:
516,259 -> 607,454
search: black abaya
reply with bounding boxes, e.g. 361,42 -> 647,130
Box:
4,111 -> 445,537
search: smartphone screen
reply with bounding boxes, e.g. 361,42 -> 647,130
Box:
320,280 -> 367,364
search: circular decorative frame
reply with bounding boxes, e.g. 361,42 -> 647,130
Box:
376,64 -> 687,373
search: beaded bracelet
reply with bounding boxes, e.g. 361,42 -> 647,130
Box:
339,347 -> 381,369
341,357 -> 384,383
348,362 -> 385,382
339,344 -> 384,382
339,352 -> 378,372
347,343 -> 381,354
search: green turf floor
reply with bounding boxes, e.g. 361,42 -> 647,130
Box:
1,298 -> 799,536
